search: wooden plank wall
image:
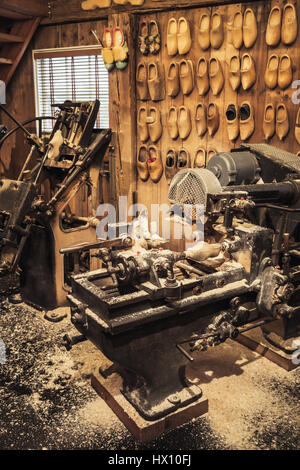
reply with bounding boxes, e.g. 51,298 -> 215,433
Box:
135,0 -> 300,214
1,20 -> 109,178
0,14 -> 137,209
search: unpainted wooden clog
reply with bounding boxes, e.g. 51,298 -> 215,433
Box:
210,12 -> 224,49
241,53 -> 256,91
263,103 -> 276,141
226,104 -> 239,141
207,103 -> 220,136
195,103 -> 207,137
264,54 -> 279,89
281,3 -> 298,45
243,8 -> 257,48
177,17 -> 192,55
266,5 -> 282,47
209,58 -> 224,96
239,102 -> 255,141
229,55 -> 241,91
196,57 -> 209,96
276,103 -> 289,141
198,12 -> 210,50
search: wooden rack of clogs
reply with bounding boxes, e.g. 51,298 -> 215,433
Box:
133,1 -> 300,219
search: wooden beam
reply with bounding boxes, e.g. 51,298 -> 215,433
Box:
0,7 -> 31,20
0,1 -> 47,19
0,32 -> 23,43
43,0 -> 260,25
108,12 -> 137,209
0,17 -> 41,85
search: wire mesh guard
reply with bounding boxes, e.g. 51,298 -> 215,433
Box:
245,143 -> 300,174
168,168 -> 222,209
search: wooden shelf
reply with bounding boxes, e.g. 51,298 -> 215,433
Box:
0,58 -> 13,64
0,17 -> 40,84
0,32 -> 23,43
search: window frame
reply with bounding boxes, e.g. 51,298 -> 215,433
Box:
32,45 -> 108,133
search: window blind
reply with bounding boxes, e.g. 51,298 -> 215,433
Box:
33,47 -> 109,132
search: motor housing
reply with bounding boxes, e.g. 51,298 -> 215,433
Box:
207,151 -> 261,186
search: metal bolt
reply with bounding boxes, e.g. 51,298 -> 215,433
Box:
168,394 -> 181,405
230,297 -> 240,309
216,279 -> 225,288
193,286 -> 203,295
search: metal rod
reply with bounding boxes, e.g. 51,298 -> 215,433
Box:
0,116 -> 54,148
176,343 -> 194,362
178,318 -> 274,346
34,149 -> 50,185
228,181 -> 300,205
176,261 -> 205,277
255,203 -> 300,213
59,237 -> 132,255
0,103 -> 32,138
18,145 -> 35,181
237,319 -> 274,334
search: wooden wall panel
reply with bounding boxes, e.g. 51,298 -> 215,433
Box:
263,0 -> 299,156
135,0 -> 300,216
107,13 -> 137,209
0,13 -> 137,210
0,39 -> 37,178
0,19 -> 107,179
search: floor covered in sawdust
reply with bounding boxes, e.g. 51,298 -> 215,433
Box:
0,297 -> 299,450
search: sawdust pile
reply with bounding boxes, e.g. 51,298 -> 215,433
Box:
188,343 -> 300,450
0,291 -> 299,450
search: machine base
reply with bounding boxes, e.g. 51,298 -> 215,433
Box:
91,359 -> 208,443
122,381 -> 203,422
236,329 -> 300,371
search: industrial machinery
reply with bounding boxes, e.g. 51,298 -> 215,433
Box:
0,106 -> 299,422
0,100 -> 112,308
67,144 -> 300,420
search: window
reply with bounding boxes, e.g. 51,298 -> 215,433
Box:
33,45 -> 109,132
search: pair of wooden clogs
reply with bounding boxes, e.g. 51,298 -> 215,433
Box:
101,26 -> 128,71
137,145 -> 163,183
195,103 -> 220,138
136,62 -> 165,101
138,20 -> 160,55
266,3 -> 298,47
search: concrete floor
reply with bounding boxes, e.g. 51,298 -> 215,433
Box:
0,298 -> 299,450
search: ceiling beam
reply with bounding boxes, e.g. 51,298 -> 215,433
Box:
42,0 -> 260,25
0,1 -> 47,19
0,7 -> 31,20
0,32 -> 24,43
0,17 -> 41,85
